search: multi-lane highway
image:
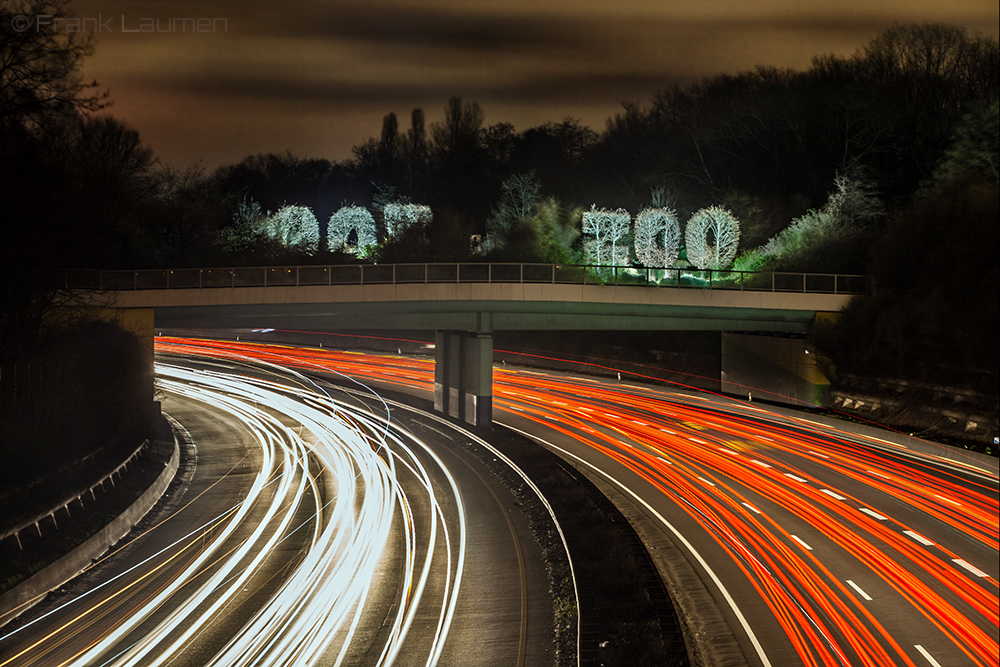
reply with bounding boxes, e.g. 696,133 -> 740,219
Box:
151,336 -> 999,667
0,349 -> 556,666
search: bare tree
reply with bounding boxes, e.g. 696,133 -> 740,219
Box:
485,171 -> 540,252
582,206 -> 630,267
431,96 -> 484,157
0,0 -> 109,131
400,108 -> 428,191
634,207 -> 680,268
685,206 -> 741,269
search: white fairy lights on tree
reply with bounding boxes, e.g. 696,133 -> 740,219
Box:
384,203 -> 433,238
582,206 -> 630,267
328,205 -> 376,253
684,206 -> 741,269
633,207 -> 681,268
261,204 -> 320,252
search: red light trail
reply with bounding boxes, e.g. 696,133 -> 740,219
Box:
156,337 -> 999,667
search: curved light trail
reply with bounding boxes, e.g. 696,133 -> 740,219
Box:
0,355 -> 466,667
154,337 -> 1000,667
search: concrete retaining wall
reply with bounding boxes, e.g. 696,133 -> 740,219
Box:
0,436 -> 180,628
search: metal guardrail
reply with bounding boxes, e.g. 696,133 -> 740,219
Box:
0,440 -> 149,549
63,263 -> 868,295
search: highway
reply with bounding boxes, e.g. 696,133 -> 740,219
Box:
154,337 -> 1000,667
0,349 -> 555,666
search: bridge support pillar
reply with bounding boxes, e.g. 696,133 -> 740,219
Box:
434,330 -> 492,427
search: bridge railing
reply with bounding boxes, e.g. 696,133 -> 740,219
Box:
63,264 -> 868,295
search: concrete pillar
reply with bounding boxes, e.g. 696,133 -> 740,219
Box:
434,330 -> 493,427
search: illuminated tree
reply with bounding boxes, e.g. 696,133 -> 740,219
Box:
582,206 -> 630,267
260,204 -> 319,252
685,206 -> 740,269
633,207 -> 680,268
746,172 -> 882,272
384,203 -> 432,238
328,205 -> 376,254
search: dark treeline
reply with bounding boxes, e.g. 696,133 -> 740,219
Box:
7,22 -> 995,278
2,8 -> 997,401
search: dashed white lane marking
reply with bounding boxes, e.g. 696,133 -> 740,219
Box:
808,450 -> 829,459
859,507 -> 888,521
846,580 -> 872,601
784,473 -> 808,483
698,476 -> 716,487
751,460 -> 772,468
742,502 -> 762,514
867,470 -> 891,479
914,644 -> 944,667
791,535 -> 812,550
952,559 -> 989,578
821,489 -> 846,500
657,457 -> 672,465
904,530 -> 934,546
934,494 -> 962,506
690,438 -> 707,445
719,448 -> 740,456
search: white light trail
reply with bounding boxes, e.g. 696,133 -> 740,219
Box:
26,362 -> 467,667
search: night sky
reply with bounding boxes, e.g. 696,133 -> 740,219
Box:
73,0 -> 999,169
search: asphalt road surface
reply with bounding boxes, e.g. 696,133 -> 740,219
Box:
149,337 -> 999,667
0,354 -> 555,666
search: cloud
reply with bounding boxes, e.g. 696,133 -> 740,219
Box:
77,0 -> 999,167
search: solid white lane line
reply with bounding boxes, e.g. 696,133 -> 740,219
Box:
497,422 -> 775,667
859,507 -> 888,520
742,502 -> 762,514
790,535 -> 812,550
903,530 -> 934,546
952,559 -> 989,578
418,422 -> 455,441
914,644 -> 944,667
821,489 -> 846,500
846,580 -> 872,601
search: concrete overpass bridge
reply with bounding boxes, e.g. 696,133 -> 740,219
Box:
68,263 -> 866,425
